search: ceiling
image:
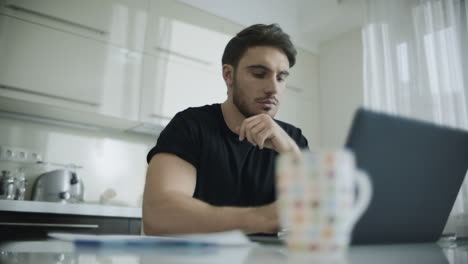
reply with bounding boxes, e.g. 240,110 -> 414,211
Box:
177,0 -> 366,53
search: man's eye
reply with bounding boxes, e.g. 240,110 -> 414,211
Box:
253,73 -> 266,78
277,75 -> 287,82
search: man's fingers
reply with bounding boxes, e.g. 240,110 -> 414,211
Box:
256,127 -> 271,149
244,117 -> 263,130
249,116 -> 273,149
247,118 -> 266,147
245,126 -> 257,146
250,123 -> 266,148
250,124 -> 268,149
250,121 -> 264,135
239,117 -> 261,142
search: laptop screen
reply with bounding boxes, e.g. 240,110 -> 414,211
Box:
346,108 -> 468,244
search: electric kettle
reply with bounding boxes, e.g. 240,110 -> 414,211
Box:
32,169 -> 84,203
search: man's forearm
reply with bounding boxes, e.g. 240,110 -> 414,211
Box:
143,191 -> 277,235
286,137 -> 301,156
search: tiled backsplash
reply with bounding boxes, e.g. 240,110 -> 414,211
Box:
0,115 -> 157,207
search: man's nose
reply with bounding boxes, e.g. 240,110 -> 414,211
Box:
264,77 -> 280,95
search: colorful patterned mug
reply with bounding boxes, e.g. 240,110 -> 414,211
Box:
276,149 -> 372,254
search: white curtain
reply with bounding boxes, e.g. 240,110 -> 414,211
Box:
363,0 -> 468,235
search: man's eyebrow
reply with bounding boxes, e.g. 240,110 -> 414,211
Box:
245,65 -> 290,76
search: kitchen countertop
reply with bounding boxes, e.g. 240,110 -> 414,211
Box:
0,238 -> 467,264
0,200 -> 141,218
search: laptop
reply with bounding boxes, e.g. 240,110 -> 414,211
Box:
249,108 -> 468,244
346,108 -> 468,244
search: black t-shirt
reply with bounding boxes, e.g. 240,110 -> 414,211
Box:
146,104 -> 308,207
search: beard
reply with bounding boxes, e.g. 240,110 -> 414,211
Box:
232,79 -> 256,118
232,79 -> 278,118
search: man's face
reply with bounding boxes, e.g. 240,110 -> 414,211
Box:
228,46 -> 290,118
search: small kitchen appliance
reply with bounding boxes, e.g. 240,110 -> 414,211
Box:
32,169 -> 84,203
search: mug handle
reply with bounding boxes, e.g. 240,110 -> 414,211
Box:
350,170 -> 373,227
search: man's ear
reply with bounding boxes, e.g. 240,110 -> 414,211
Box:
222,64 -> 234,86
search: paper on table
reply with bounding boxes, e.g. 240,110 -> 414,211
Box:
48,230 -> 255,247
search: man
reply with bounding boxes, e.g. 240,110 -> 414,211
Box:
143,24 -> 308,235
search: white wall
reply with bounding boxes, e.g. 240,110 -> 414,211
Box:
0,117 -> 155,207
276,49 -> 320,147
318,27 -> 363,148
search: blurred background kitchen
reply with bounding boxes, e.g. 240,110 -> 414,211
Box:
0,0 -> 467,237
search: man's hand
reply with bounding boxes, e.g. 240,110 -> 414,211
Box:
245,202 -> 279,234
236,114 -> 300,154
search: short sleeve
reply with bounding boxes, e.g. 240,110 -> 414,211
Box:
294,128 -> 309,150
146,112 -> 200,169
275,120 -> 309,150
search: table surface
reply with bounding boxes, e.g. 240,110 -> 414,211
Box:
1,238 -> 467,264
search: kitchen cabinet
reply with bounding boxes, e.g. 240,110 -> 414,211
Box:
138,0 -> 236,126
0,0 -> 239,132
0,0 -> 148,52
0,200 -> 142,239
139,49 -> 228,127
143,0 -> 237,61
0,14 -> 142,124
0,211 -> 141,239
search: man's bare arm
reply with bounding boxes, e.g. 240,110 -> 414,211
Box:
143,153 -> 278,235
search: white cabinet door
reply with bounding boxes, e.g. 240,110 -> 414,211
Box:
139,0 -> 234,125
143,0 -> 238,58
141,51 -> 227,123
0,15 -> 141,122
0,0 -> 148,51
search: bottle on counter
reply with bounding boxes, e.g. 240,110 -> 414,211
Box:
0,170 -> 8,197
0,170 -> 16,200
5,177 -> 15,199
14,168 -> 27,200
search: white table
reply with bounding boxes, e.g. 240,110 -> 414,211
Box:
1,238 -> 467,264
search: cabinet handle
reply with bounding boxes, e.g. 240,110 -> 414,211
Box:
0,222 -> 99,229
5,4 -> 107,35
155,47 -> 213,66
0,84 -> 100,106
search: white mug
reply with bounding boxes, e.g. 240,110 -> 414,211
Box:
276,149 -> 372,254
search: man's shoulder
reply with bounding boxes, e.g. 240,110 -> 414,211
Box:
274,119 -> 302,134
274,118 -> 308,148
175,104 -> 221,122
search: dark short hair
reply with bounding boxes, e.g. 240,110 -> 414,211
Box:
221,24 -> 297,68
